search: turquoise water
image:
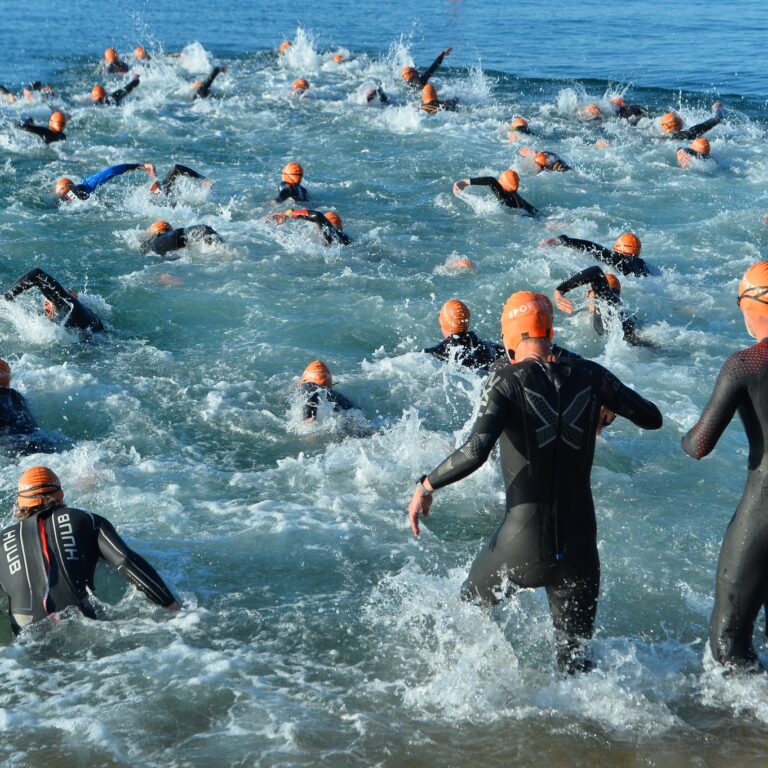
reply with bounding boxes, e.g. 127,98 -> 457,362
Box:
0,1 -> 768,766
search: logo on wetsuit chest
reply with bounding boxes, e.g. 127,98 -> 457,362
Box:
57,513 -> 79,560
3,529 -> 22,574
524,386 -> 591,449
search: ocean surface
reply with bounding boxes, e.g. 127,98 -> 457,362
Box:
0,1 -> 767,766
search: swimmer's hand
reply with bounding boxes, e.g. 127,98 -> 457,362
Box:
539,237 -> 560,248
143,163 -> 157,178
267,212 -> 288,225
596,407 -> 616,436
408,478 -> 434,538
168,601 -> 182,611
442,48 -> 453,57
554,290 -> 574,314
452,179 -> 469,195
712,101 -> 723,112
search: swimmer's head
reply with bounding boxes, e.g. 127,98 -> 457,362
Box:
90,84 -> 106,102
498,169 -> 520,193
300,360 -> 332,388
660,112 -> 683,133
690,137 -> 711,156
323,211 -> 343,230
534,152 -> 549,169
510,117 -> 529,133
292,78 -> 310,93
134,46 -> 149,60
148,220 -> 173,236
54,177 -> 75,201
48,111 -> 66,133
446,257 -> 477,272
278,40 -> 292,54
439,299 -> 470,336
421,84 -> 437,103
0,359 -> 10,387
582,103 -> 601,120
587,273 -> 621,311
332,54 -> 345,63
738,262 -> 768,319
610,96 -> 626,107
16,466 -> 64,517
104,47 -> 119,64
401,66 -> 418,83
501,291 -> 554,353
282,162 -> 304,185
613,233 -> 641,257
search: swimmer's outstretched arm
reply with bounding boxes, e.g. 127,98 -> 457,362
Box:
79,162 -> 155,195
420,47 -> 452,86
111,76 -> 140,106
3,268 -> 72,311
555,266 -> 619,311
677,103 -> 723,141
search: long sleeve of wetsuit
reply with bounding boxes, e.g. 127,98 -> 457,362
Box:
195,66 -> 224,98
4,268 -> 71,309
468,178 -> 538,215
110,77 -> 140,105
597,364 -> 663,429
19,123 -> 63,144
95,515 -> 177,607
179,225 -> 223,245
418,51 -> 447,86
79,163 -> 142,195
556,266 -> 619,305
289,210 -> 348,244
557,235 -> 648,276
676,112 -> 722,141
160,164 -> 206,193
275,183 -> 309,204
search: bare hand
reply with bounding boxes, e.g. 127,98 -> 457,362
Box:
168,601 -> 182,611
712,101 -> 723,111
442,47 -> 453,57
267,212 -> 288,225
408,486 -> 433,537
453,179 -> 469,195
143,163 -> 157,178
554,289 -> 574,313
539,237 -> 560,248
596,407 -> 616,436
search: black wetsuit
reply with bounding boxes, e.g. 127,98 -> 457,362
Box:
468,177 -> 538,217
424,357 -> 662,670
537,152 -> 571,172
4,268 -> 104,333
194,66 -> 225,99
0,505 -> 177,634
275,182 -> 309,204
18,119 -> 65,144
556,266 -> 648,346
298,383 -> 354,420
682,339 -> 768,668
406,51 -> 449,88
142,225 -> 223,258
0,387 -> 55,454
106,60 -> 130,75
421,98 -> 458,114
95,77 -> 140,106
667,111 -> 722,141
615,104 -> 649,123
553,235 -> 650,277
424,331 -> 505,372
156,164 -> 207,195
289,210 -> 350,245
367,86 -> 389,104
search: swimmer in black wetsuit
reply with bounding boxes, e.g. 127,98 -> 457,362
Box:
676,138 -> 715,169
610,97 -> 649,124
682,261 -> 768,670
420,84 -> 458,114
659,102 -> 723,140
0,359 -> 55,455
296,361 -> 354,421
18,110 -> 67,143
407,291 -> 662,673
149,164 -> 211,196
104,47 -> 129,74
554,266 -> 652,347
267,209 -> 351,245
193,66 -> 226,99
401,48 -> 452,89
54,162 -> 156,201
0,466 -> 180,634
141,220 -> 223,258
507,118 -> 532,142
423,298 -> 504,372
274,162 -> 309,204
519,148 -> 570,173
453,170 -> 538,217
540,232 -> 650,277
90,77 -> 140,105
3,268 -> 104,334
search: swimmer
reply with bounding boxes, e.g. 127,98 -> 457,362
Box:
278,40 -> 292,54
274,162 -> 309,204
519,148 -> 571,172
407,291 -> 662,673
134,46 -> 150,61
659,102 -> 723,140
331,53 -> 345,64
554,266 -> 653,347
423,298 -> 504,372
149,164 -> 211,197
141,220 -> 223,258
419,84 -> 457,114
53,162 -> 156,201
610,96 -> 649,124
297,360 -> 354,421
507,117 -> 532,142
193,65 -> 227,99
676,138 -> 714,169
0,85 -> 16,103
365,86 -> 389,105
3,268 -> 104,334
401,48 -> 452,89
539,232 -> 650,277
581,103 -> 603,122
453,170 -> 538,217
292,78 -> 310,95
90,76 -> 140,106
21,81 -> 55,103
267,209 -> 351,245
18,110 -> 67,144
104,47 -> 129,74
0,359 -> 55,455
0,466 -> 180,635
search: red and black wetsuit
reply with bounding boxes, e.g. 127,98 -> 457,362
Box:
0,505 -> 177,634
406,51 -> 449,89
423,331 -> 505,372
682,339 -> 768,668
94,77 -> 140,106
194,66 -> 225,99
297,383 -> 354,420
287,210 -> 350,245
142,225 -> 223,258
423,356 -> 662,671
467,177 -> 538,216
552,235 -> 650,277
18,119 -> 65,144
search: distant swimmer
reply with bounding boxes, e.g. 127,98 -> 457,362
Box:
0,85 -> 16,103
274,162 -> 309,204
507,117 -> 532,142
453,170 -> 538,216
423,298 -> 504,371
519,148 -> 571,172
90,76 -> 140,106
0,359 -> 55,455
419,84 -> 457,114
554,266 -> 653,347
610,96 -> 649,124
539,232 -> 650,277
659,102 -> 723,140
53,162 -> 156,201
365,86 -> 389,105
0,466 -> 180,635
676,138 -> 714,169
580,103 -> 603,122
3,268 -> 104,334
193,65 -> 227,99
18,110 -> 67,144
292,78 -> 310,96
401,47 -> 452,89
682,261 -> 768,670
149,164 -> 211,197
267,209 -> 351,245
134,46 -> 151,61
141,220 -> 223,258
331,53 -> 345,64
278,40 -> 292,54
407,291 -> 662,673
297,360 -> 354,421
104,47 -> 129,74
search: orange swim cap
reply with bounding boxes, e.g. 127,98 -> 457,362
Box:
534,152 -> 549,168
104,48 -> 118,63
134,46 -> 149,60
660,112 -> 683,133
738,262 -> 768,315
690,137 -> 711,156
610,96 -> 626,106
54,178 -> 74,197
613,233 -> 641,257
439,299 -> 471,335
500,291 -> 554,352
447,257 -> 477,271
421,84 -> 437,102
510,117 -> 529,131
498,169 -> 520,193
332,54 -> 344,63
323,211 -> 343,230
17,466 -> 64,511
149,220 -> 173,235
48,111 -> 66,132
292,78 -> 310,92
583,103 -> 601,119
300,360 -> 332,388
90,84 -> 106,102
0,359 -> 10,387
605,273 -> 622,293
282,162 -> 304,185
401,66 -> 418,82
278,40 -> 292,54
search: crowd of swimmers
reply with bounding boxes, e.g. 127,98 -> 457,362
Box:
0,39 -> 766,681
